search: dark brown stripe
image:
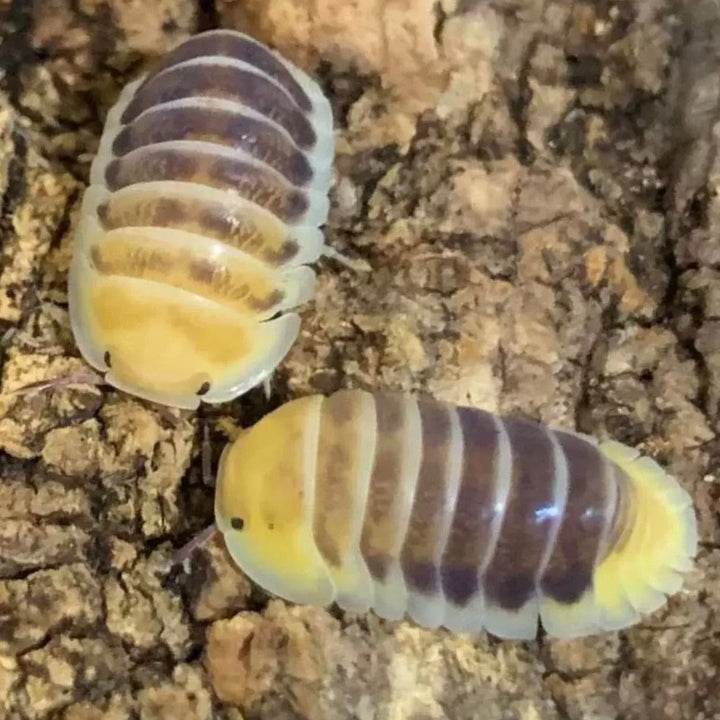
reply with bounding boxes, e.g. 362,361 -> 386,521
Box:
440,407 -> 500,607
538,431 -> 611,604
399,400 -> 454,596
112,104 -> 314,186
121,64 -> 316,149
359,393 -> 410,581
312,391 -> 367,568
104,146 -> 308,222
98,193 -> 300,266
140,31 -> 313,112
482,417 -> 557,611
89,234 -> 284,315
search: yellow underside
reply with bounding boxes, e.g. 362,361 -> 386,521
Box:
591,440 -> 696,629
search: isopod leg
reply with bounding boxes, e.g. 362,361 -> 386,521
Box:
168,524 -> 218,569
8,367 -> 106,396
262,374 -> 273,400
321,245 -> 372,272
201,423 -> 214,486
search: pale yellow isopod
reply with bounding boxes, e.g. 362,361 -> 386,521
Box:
179,389 -> 698,640
68,29 -> 339,409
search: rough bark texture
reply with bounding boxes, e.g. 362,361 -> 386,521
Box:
0,1 -> 718,718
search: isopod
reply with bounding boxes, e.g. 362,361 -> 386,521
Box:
68,29 -> 336,409
210,389 -> 697,639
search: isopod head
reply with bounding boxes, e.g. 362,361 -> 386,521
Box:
214,395 -> 335,605
68,246 -> 303,408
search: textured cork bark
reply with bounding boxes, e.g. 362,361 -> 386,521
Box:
0,1 -> 718,719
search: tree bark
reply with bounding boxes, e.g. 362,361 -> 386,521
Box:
0,1 -> 718,718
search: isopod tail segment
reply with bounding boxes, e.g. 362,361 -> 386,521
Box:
63,29 -> 368,411
210,390 -> 697,640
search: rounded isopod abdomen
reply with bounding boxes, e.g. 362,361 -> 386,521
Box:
214,389 -> 697,639
68,30 -> 334,408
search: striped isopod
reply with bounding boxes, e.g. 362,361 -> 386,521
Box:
212,389 -> 697,639
68,30 -> 336,409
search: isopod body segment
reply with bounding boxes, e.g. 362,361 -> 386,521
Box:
68,30 -> 335,409
214,389 -> 697,639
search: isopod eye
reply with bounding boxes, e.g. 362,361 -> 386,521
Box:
197,381 -> 211,396
230,517 -> 244,531
104,351 -> 112,368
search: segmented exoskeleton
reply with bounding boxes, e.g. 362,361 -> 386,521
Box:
215,390 -> 697,639
69,29 -> 335,408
